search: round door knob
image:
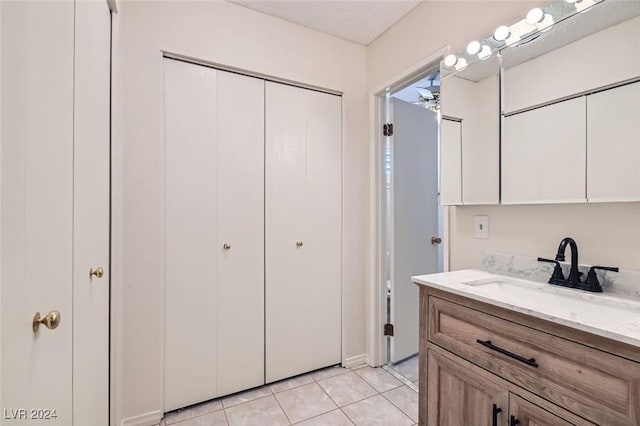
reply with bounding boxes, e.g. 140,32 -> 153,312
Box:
89,267 -> 104,279
32,310 -> 61,333
296,240 -> 304,248
223,243 -> 231,250
431,237 -> 442,245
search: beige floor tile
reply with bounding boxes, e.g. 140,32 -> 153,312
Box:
221,386 -> 272,408
165,408 -> 194,425
173,411 -> 228,426
225,395 -> 289,426
382,385 -> 418,423
270,373 -> 315,394
294,409 -> 354,425
310,366 -> 349,381
275,382 -> 337,423
317,372 -> 377,407
355,367 -> 402,393
342,395 -> 413,426
195,399 -> 223,415
388,356 -> 418,382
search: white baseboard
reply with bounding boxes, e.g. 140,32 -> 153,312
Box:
343,354 -> 368,369
120,410 -> 163,426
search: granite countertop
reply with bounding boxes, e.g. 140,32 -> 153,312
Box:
412,269 -> 640,349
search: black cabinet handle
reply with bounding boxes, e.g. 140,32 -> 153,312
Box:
510,415 -> 520,426
476,339 -> 539,368
492,404 -> 502,426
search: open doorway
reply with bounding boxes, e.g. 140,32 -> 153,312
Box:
383,69 -> 444,385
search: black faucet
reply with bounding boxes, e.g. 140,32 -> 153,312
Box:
538,237 -> 618,292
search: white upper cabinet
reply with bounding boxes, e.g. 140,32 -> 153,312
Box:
502,97 -> 587,204
587,82 -> 640,202
439,55 -> 500,206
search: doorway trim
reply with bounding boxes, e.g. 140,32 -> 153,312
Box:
367,46 -> 450,368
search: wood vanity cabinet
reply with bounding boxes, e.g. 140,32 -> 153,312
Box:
418,287 -> 640,426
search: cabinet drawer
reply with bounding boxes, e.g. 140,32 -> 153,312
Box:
428,296 -> 640,425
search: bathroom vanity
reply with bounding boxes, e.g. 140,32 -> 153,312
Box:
413,270 -> 640,426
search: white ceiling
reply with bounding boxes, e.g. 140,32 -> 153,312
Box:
227,0 -> 423,45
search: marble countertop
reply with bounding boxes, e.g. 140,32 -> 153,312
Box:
413,269 -> 640,349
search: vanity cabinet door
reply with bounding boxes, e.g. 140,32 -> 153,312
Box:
427,349 -> 508,426
502,97 -> 586,204
587,81 -> 640,202
509,394 -> 594,426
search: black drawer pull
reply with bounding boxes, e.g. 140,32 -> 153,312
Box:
476,339 -> 539,368
492,404 -> 502,426
510,415 -> 520,426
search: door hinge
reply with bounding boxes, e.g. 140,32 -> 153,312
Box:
384,323 -> 394,336
383,123 -> 393,136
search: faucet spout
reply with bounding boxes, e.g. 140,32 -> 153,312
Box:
555,237 -> 580,283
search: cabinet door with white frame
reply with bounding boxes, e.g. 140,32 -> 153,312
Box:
587,82 -> 640,202
265,82 -> 342,383
502,97 -> 587,204
163,60 -> 265,410
440,118 -> 462,205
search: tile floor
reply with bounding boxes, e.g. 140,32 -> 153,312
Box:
160,359 -> 419,426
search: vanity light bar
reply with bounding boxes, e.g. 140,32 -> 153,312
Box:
442,0 -> 604,76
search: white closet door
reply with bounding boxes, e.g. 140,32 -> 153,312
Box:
73,1 -> 111,424
216,71 -> 265,396
265,82 -> 342,383
164,59 -> 219,411
587,82 -> 640,202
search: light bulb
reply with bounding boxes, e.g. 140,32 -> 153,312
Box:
526,8 -> 544,25
494,25 -> 510,42
443,54 -> 458,67
565,0 -> 577,3
454,57 -> 468,71
478,45 -> 492,61
466,40 -> 481,55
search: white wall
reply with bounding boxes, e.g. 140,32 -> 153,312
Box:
368,1 -> 640,272
111,2 -> 368,424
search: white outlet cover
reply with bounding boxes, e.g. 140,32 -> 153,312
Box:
474,215 -> 489,239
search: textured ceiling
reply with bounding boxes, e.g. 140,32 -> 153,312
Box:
227,0 -> 423,45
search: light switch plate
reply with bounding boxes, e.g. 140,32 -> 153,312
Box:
474,215 -> 489,239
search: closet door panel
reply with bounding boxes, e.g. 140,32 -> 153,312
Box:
265,82 -> 308,382
216,71 -> 265,395
265,82 -> 342,382
164,60 -> 219,411
305,90 -> 342,369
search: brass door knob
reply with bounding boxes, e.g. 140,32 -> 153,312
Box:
296,241 -> 304,247
89,267 -> 104,279
223,243 -> 231,250
32,311 -> 61,333
431,237 -> 442,245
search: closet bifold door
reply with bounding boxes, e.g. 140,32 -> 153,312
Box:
265,82 -> 342,383
163,59 -> 265,412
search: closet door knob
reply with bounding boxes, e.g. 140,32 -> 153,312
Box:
223,243 -> 231,250
296,241 -> 304,248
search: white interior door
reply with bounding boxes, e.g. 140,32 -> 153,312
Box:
164,59 -> 219,411
389,98 -> 439,363
216,71 -> 265,396
73,1 -> 111,424
265,82 -> 342,383
1,1 -> 75,423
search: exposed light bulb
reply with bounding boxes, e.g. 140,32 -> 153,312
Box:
526,8 -> 544,25
454,57 -> 468,71
466,40 -> 481,55
494,25 -> 510,42
478,45 -> 492,61
443,54 -> 458,67
565,0 -> 577,3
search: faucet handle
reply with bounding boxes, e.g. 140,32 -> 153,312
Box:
538,257 -> 565,281
585,265 -> 619,291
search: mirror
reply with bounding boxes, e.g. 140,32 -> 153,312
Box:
501,0 -> 640,204
440,54 -> 500,205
